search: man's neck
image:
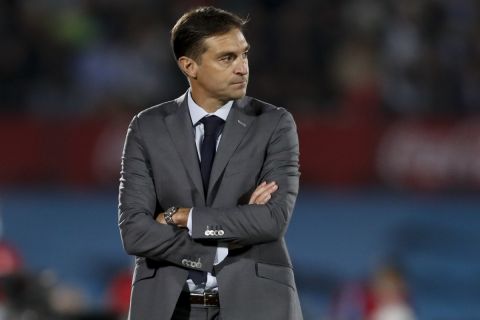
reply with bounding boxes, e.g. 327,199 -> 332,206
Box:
190,91 -> 227,113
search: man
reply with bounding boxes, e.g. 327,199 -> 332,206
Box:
118,6 -> 302,320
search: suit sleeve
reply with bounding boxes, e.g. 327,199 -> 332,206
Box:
191,110 -> 300,246
118,115 -> 216,272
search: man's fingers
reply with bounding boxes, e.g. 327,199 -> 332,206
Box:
258,193 -> 271,205
248,181 -> 267,204
255,186 -> 276,204
249,181 -> 272,204
249,181 -> 277,204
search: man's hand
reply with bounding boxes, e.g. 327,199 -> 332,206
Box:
249,181 -> 278,205
156,208 -> 190,228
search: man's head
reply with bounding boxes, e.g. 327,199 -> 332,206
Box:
171,6 -> 247,62
171,7 -> 250,110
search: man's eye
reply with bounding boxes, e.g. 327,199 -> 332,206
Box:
220,55 -> 234,62
242,51 -> 249,59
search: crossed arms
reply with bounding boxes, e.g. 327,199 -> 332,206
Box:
118,110 -> 299,272
156,181 -> 279,227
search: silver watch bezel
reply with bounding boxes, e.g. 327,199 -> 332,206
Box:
164,206 -> 178,225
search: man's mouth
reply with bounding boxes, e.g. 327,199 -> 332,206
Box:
232,79 -> 248,86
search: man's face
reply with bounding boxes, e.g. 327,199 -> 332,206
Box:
192,28 -> 249,104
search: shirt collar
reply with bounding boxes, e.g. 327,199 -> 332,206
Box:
187,89 -> 233,126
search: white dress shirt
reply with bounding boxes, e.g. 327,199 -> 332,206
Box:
186,90 -> 232,292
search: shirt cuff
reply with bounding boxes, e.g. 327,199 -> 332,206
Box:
214,246 -> 228,265
187,208 -> 193,236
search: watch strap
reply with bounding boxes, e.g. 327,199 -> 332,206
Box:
164,206 -> 178,225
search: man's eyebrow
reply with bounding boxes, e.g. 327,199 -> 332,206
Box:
216,44 -> 250,57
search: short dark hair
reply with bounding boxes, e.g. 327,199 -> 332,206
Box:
171,6 -> 247,61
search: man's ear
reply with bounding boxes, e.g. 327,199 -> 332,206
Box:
178,56 -> 198,79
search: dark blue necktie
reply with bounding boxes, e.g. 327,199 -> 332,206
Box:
189,115 -> 225,286
199,115 -> 225,195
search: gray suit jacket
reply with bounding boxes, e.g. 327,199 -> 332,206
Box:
118,92 -> 303,319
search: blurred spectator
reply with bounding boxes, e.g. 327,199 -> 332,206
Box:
0,216 -> 91,319
48,282 -> 89,317
105,269 -> 132,320
0,271 -> 54,320
367,266 -> 416,320
330,264 -> 416,320
330,281 -> 367,320
0,241 -> 22,277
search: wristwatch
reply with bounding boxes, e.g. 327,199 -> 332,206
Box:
164,206 -> 178,225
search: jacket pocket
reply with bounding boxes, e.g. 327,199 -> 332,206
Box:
255,262 -> 295,290
132,259 -> 156,284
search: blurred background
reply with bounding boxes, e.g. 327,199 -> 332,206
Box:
1,0 -> 480,319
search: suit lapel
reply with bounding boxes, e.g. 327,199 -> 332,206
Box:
165,94 -> 206,203
208,99 -> 255,201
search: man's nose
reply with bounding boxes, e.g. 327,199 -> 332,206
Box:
234,58 -> 248,75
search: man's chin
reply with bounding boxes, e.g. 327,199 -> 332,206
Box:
230,88 -> 248,100
218,87 -> 247,102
